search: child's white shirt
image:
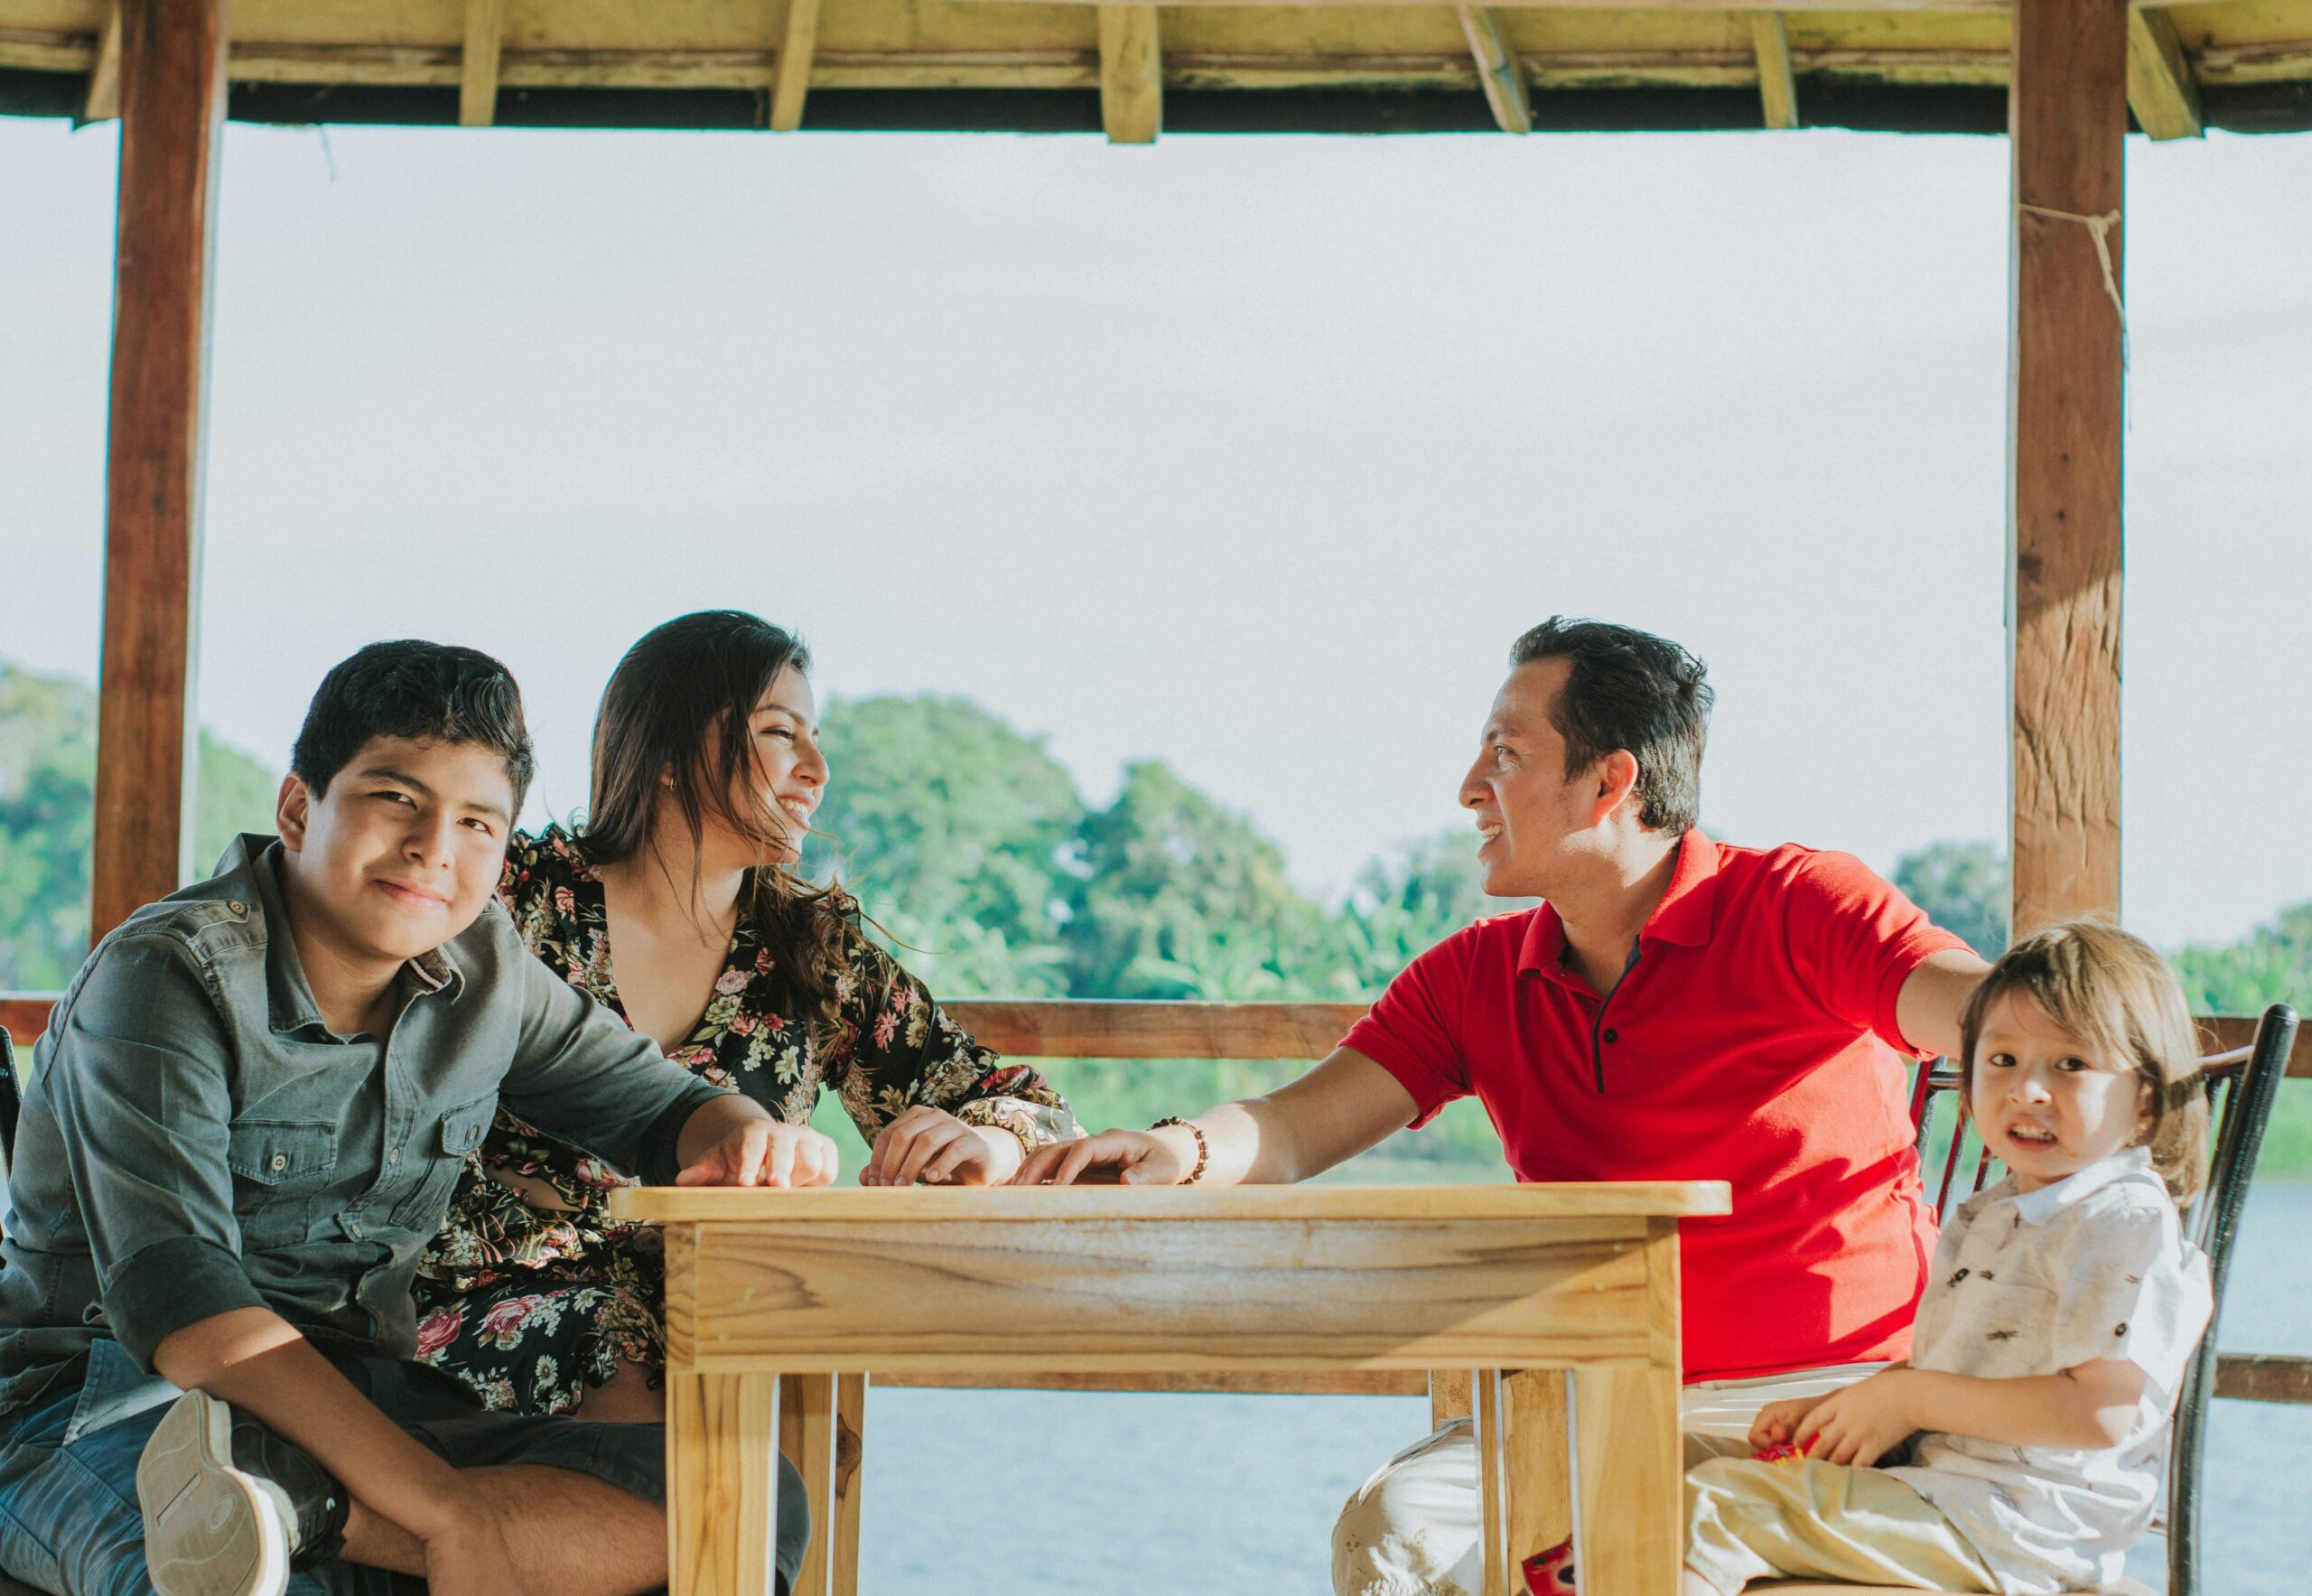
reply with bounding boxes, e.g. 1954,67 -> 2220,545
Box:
1886,1145 -> 2212,1594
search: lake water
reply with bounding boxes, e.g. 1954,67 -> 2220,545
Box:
856,1183 -> 2312,1594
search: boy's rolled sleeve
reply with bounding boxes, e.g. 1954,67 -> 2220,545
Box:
499,951 -> 729,1183
45,938 -> 266,1369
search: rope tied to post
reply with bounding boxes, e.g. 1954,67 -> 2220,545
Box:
2016,202 -> 2130,373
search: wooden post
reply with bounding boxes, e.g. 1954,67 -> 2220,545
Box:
91,0 -> 226,940
2007,0 -> 2127,939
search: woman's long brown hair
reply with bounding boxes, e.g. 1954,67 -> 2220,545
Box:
583,611 -> 853,1042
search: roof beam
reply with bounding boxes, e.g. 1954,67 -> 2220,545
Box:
1097,5 -> 1161,143
460,0 -> 503,126
82,1 -> 122,123
1456,7 -> 1532,134
1749,13 -> 1800,127
946,0 -> 2013,12
2126,6 -> 2202,139
770,0 -> 822,130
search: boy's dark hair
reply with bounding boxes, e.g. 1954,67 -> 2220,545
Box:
291,640 -> 536,815
1507,617 -> 1713,834
1957,920 -> 2211,1207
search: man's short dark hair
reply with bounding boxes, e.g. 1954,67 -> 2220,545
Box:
1508,617 -> 1713,834
291,640 -> 536,814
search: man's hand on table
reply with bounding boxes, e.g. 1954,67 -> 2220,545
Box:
675,1117 -> 840,1188
861,1106 -> 1028,1186
1011,1126 -> 1195,1187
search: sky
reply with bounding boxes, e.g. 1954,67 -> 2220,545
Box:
4,113 -> 2309,948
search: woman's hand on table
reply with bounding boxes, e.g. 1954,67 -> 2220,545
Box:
1010,1126 -> 1193,1187
675,1119 -> 840,1189
861,1107 -> 1027,1186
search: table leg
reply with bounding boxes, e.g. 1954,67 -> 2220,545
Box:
779,1375 -> 836,1596
667,1369 -> 784,1596
1571,1365 -> 1681,1595
1475,1368 -> 1576,1596
829,1373 -> 867,1596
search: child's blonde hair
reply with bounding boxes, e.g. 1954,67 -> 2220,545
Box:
1957,921 -> 2211,1206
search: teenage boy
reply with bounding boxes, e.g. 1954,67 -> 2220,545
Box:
1016,617 -> 1993,1596
0,641 -> 834,1596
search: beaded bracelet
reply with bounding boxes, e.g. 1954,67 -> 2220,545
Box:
1150,1116 -> 1209,1185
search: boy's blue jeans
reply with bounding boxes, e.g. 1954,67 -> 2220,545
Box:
0,1339 -> 808,1595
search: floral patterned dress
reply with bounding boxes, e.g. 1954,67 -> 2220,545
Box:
412,826 -> 1079,1415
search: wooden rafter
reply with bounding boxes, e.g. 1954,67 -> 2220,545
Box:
460,0 -> 503,127
1097,5 -> 1161,143
1749,13 -> 1800,128
2127,6 -> 2203,139
80,1 -> 121,122
1456,7 -> 1532,134
770,0 -> 822,131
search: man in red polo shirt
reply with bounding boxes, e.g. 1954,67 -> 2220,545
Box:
1015,617 -> 1988,1596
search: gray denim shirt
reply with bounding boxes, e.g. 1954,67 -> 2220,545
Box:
0,835 -> 728,1423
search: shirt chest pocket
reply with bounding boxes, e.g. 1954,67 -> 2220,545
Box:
227,1120 -> 339,1251
386,1095 -> 499,1230
1939,1275 -> 2056,1379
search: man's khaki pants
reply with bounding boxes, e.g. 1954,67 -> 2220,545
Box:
1330,1362 -> 1886,1596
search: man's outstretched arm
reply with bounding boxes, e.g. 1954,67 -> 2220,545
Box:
1895,947 -> 1993,1061
1013,1047 -> 1419,1187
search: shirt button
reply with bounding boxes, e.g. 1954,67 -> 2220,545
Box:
388,1148 -> 401,1164
1603,1028 -> 1619,1043
228,901 -> 247,917
269,1153 -> 287,1172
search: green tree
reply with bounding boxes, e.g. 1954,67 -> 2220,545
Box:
1068,761 -> 1334,1000
1893,839 -> 2009,959
806,695 -> 1083,999
0,661 -> 279,988
1332,829 -> 1535,999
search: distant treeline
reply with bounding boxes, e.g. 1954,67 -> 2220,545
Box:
4,660 -> 2305,1176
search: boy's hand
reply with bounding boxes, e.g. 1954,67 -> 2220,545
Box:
675,1119 -> 839,1189
862,1107 -> 1024,1186
1791,1369 -> 1921,1467
1747,1395 -> 1823,1452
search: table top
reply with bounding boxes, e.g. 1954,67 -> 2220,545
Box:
608,1181 -> 1731,1225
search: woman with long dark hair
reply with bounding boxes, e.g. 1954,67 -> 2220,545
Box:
412,611 -> 1078,1419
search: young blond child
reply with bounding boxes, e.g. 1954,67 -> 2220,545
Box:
1680,921 -> 2214,1596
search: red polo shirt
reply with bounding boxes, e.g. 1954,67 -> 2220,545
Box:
1344,831 -> 1964,1384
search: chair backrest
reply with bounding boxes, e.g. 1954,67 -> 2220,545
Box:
0,1025 -> 16,1167
1907,1002 -> 2299,1596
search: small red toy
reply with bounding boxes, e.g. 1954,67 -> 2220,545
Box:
1752,1441 -> 1808,1467
1524,1536 -> 1576,1594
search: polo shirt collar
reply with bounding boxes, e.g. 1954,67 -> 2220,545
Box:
2010,1145 -> 2155,1227
1515,828 -> 1721,975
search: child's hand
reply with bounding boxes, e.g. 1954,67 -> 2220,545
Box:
1794,1369 -> 1920,1467
1747,1396 -> 1820,1452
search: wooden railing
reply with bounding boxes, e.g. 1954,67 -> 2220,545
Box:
4,992 -> 2307,1405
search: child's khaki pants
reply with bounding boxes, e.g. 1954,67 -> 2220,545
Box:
1683,1455 -> 2000,1595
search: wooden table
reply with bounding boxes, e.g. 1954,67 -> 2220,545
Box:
607,1181 -> 1730,1596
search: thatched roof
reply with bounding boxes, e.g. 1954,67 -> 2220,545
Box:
3,1 -> 2308,140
